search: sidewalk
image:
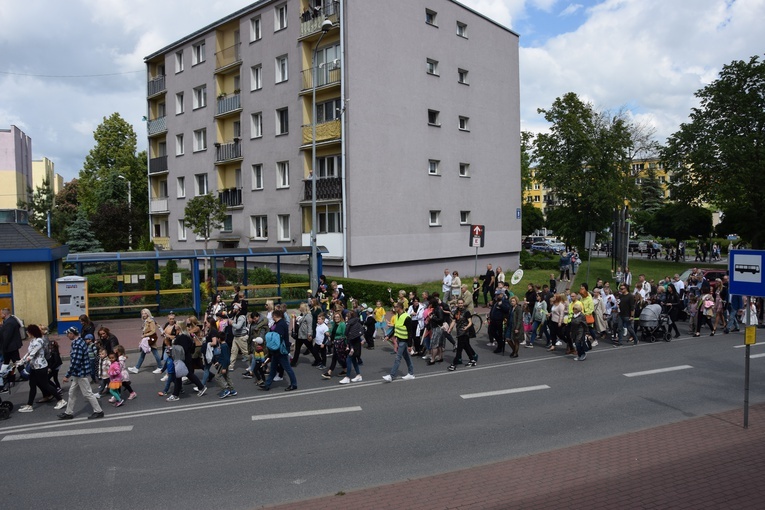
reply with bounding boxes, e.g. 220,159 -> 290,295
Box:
263,402 -> 765,509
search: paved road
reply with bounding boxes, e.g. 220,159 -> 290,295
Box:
0,325 -> 763,509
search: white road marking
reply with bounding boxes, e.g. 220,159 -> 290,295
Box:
2,425 -> 133,442
734,343 -> 765,348
252,406 -> 362,421
460,385 -> 550,399
623,365 -> 693,377
749,353 -> 765,359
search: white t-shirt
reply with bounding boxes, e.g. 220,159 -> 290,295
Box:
442,274 -> 453,294
314,322 -> 329,345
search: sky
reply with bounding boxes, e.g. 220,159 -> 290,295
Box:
1,0 -> 763,182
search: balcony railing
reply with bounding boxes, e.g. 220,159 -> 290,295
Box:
218,187 -> 243,207
303,177 -> 342,201
147,116 -> 167,136
150,197 -> 169,213
149,155 -> 168,174
301,61 -> 341,91
216,93 -> 241,116
215,43 -> 241,71
214,141 -> 242,163
302,119 -> 341,145
300,1 -> 340,37
147,75 -> 166,96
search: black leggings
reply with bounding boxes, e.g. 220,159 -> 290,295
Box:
174,370 -> 204,397
454,334 -> 476,363
27,367 -> 56,405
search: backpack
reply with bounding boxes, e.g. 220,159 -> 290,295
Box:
265,331 -> 288,355
42,336 -> 52,362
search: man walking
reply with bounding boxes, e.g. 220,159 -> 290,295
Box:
383,302 -> 415,382
58,327 -> 104,420
613,284 -> 636,347
0,308 -> 24,365
228,303 -> 249,371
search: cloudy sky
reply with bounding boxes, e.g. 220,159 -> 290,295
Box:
1,0 -> 763,182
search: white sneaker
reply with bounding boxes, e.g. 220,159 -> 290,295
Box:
152,368 -> 163,374
18,405 -> 33,412
402,374 -> 415,380
555,340 -> 563,346
351,375 -> 363,382
54,400 -> 67,410
94,393 -> 101,399
382,375 -> 393,382
339,377 -> 350,384
592,340 -> 599,347
160,375 -> 168,382
182,377 -> 189,382
128,367 -> 139,374
273,375 -> 283,382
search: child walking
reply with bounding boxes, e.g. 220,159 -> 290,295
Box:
96,348 -> 110,396
115,346 -> 137,400
107,352 -> 124,407
158,347 -> 176,396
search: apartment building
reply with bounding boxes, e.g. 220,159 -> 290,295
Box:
145,0 -> 521,282
0,125 -> 33,209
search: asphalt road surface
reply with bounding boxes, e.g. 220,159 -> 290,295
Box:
1,327 -> 763,509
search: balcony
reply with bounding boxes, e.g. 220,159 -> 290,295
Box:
218,187 -> 243,208
301,119 -> 341,146
150,197 -> 169,214
147,75 -> 166,97
153,236 -> 170,250
214,140 -> 242,163
301,61 -> 341,91
147,116 -> 167,136
303,177 -> 342,201
149,155 -> 168,174
214,43 -> 241,73
300,2 -> 339,37
216,93 -> 241,116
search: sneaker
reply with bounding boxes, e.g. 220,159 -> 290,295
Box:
160,375 -> 168,382
524,343 -> 533,348
128,392 -> 137,400
382,375 -> 393,382
468,360 -> 477,367
57,412 -> 74,420
218,390 -> 230,399
555,340 -> 563,346
229,390 -> 238,396
108,397 -> 116,403
87,411 -> 104,420
54,400 -> 67,410
115,399 -> 125,407
182,376 -> 189,382
317,364 -> 326,370
273,375 -> 283,382
152,368 -> 163,374
18,405 -> 33,412
197,386 -> 207,397
402,374 -> 416,380
591,340 -> 599,347
242,372 -> 253,379
94,393 -> 102,399
321,372 -> 332,380
166,395 -> 180,402
580,352 -> 586,360
128,367 -> 139,374
448,365 -> 456,371
284,385 -> 297,391
351,375 -> 363,382
339,377 -> 351,384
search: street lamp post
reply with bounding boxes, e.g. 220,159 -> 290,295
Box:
118,174 -> 132,250
311,18 -> 334,292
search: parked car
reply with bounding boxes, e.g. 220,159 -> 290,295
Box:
530,242 -> 554,253
523,236 -> 546,250
548,242 -> 566,254
678,268 -> 728,284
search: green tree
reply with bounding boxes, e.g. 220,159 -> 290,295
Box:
631,167 -> 665,235
520,130 -> 534,193
521,202 -> 545,235
184,193 -> 229,281
18,175 -> 54,235
50,179 -> 80,244
65,210 -> 103,253
644,203 -> 712,241
662,55 -> 765,248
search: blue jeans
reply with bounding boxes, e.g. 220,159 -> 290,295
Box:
390,340 -> 413,378
135,347 -> 162,369
617,316 -> 636,344
264,352 -> 296,388
530,319 -> 549,344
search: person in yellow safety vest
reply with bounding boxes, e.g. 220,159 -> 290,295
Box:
382,303 -> 416,383
579,283 -> 598,347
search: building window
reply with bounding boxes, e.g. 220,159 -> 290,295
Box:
317,155 -> 340,178
192,40 -> 205,65
427,109 -> 440,126
251,215 -> 267,239
276,107 -> 289,135
276,161 -> 289,188
275,55 -> 288,83
318,210 -> 341,233
459,163 -> 470,177
274,3 -> 288,31
425,9 -> 437,26
177,176 -> 186,198
175,92 -> 184,114
533,183 -> 540,190
250,64 -> 262,91
429,210 -> 441,226
458,68 -> 469,84
533,195 -> 540,202
277,214 -> 290,241
175,50 -> 184,73
221,215 -> 233,232
195,173 -> 208,196
426,58 -> 439,76
316,98 -> 342,123
178,219 -> 187,241
459,116 -> 469,131
193,85 -> 206,109
193,128 -> 207,152
250,16 -> 262,42
460,211 -> 471,224
250,112 -> 262,138
457,22 -> 467,38
428,159 -> 440,175
175,134 -> 184,156
251,164 -> 263,190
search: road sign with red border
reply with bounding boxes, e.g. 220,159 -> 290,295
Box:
470,224 -> 485,248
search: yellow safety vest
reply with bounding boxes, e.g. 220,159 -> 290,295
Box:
394,313 -> 409,340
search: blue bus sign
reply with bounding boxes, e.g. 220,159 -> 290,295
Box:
729,250 -> 765,297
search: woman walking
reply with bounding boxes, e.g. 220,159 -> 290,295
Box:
129,308 -> 163,374
17,324 -> 67,413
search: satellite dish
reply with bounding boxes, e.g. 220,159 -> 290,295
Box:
510,269 -> 524,285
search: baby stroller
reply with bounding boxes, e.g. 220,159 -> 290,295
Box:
0,363 -> 16,420
639,304 -> 672,343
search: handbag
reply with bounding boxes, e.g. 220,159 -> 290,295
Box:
467,324 -> 476,338
585,314 -> 595,325
174,360 -> 189,378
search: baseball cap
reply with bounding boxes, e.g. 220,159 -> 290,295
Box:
84,333 -> 94,340
66,326 -> 79,336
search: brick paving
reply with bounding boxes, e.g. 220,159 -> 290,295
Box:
262,403 -> 765,510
